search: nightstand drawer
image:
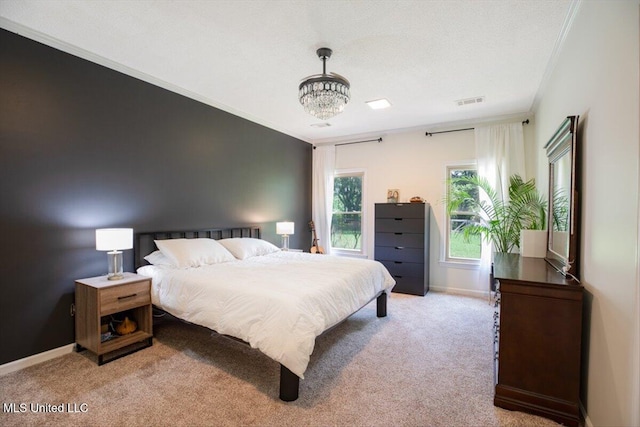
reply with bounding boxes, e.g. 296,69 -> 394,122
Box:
100,280 -> 150,316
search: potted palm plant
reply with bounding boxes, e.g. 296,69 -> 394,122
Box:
446,174 -> 547,254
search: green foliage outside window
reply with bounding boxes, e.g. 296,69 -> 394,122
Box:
448,168 -> 482,259
332,175 -> 362,250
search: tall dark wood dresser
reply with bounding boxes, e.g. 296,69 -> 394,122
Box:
492,253 -> 583,427
374,202 -> 430,296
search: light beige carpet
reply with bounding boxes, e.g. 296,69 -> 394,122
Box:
0,292 -> 562,426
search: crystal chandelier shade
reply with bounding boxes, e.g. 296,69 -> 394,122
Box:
299,48 -> 350,120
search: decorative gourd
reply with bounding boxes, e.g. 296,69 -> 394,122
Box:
115,316 -> 137,335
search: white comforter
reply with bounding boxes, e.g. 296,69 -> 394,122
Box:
137,251 -> 395,378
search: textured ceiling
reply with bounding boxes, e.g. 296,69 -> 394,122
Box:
0,0 -> 575,143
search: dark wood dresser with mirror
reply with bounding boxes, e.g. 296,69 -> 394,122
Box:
492,115 -> 583,426
492,253 -> 583,427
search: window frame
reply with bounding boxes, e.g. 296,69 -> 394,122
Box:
331,169 -> 366,258
441,161 -> 481,269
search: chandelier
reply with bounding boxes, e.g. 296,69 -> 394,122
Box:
298,47 -> 351,120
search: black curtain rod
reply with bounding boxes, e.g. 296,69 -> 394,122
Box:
313,137 -> 382,149
425,119 -> 529,137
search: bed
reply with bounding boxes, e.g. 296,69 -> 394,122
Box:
134,227 -> 395,401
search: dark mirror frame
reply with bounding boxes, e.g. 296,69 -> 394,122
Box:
544,115 -> 580,278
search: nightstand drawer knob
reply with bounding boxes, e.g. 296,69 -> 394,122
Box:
117,293 -> 138,300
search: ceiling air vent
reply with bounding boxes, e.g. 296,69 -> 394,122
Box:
310,122 -> 332,128
456,96 -> 485,107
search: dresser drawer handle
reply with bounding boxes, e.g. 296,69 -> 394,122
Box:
117,293 -> 138,300
394,232 -> 403,235
394,218 -> 403,221
394,246 -> 404,250
393,275 -> 403,279
394,261 -> 403,264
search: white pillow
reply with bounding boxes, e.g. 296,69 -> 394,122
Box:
217,238 -> 280,260
154,238 -> 236,268
144,250 -> 175,267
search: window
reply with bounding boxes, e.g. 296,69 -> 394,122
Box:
331,171 -> 364,253
446,165 -> 481,261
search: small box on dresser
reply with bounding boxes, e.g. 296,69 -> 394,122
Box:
374,202 -> 430,296
75,272 -> 153,365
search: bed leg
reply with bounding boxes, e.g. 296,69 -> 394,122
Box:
279,365 -> 299,402
376,292 -> 387,317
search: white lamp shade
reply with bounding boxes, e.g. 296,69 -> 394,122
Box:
276,222 -> 294,235
96,228 -> 133,251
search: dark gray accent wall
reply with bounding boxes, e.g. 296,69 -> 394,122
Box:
0,29 -> 312,364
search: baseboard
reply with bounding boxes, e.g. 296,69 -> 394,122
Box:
580,402 -> 593,427
0,344 -> 75,376
429,285 -> 489,299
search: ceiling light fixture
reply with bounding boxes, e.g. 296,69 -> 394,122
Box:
299,47 -> 350,120
366,98 -> 391,110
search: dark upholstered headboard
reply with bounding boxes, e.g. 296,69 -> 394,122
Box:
134,226 -> 261,269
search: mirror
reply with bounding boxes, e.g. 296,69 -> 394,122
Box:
544,116 -> 579,278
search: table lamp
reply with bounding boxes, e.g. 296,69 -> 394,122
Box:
96,228 -> 133,280
276,222 -> 294,251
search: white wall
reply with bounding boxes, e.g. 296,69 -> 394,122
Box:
333,120 -> 535,297
332,1 -> 640,424
533,1 -> 640,426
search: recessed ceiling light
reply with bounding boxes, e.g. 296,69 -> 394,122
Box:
310,122 -> 332,128
366,98 -> 391,110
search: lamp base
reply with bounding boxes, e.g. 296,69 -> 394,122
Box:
281,234 -> 290,251
107,250 -> 124,281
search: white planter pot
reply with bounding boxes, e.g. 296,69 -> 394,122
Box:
520,229 -> 547,258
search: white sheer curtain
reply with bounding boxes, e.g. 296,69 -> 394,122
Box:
475,122 -> 526,285
312,145 -> 335,255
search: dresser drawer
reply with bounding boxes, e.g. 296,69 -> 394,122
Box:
375,218 -> 424,233
375,203 -> 425,219
391,276 -> 426,295
375,246 -> 424,263
375,232 -> 424,248
380,260 -> 424,278
100,280 -> 151,316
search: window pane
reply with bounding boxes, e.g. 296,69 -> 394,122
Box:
332,175 -> 363,251
331,212 -> 362,249
449,169 -> 478,213
449,214 -> 481,259
447,167 -> 481,260
333,176 -> 362,212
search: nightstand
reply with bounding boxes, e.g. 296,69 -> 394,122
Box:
75,272 -> 153,365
